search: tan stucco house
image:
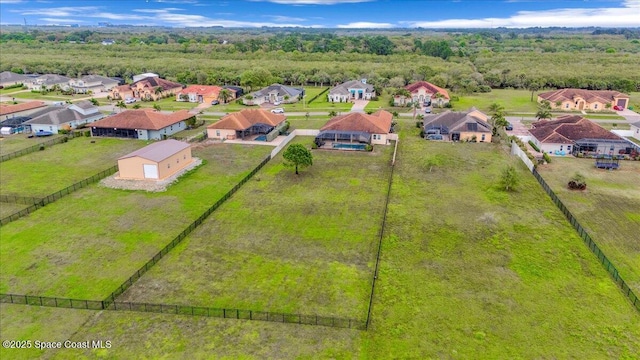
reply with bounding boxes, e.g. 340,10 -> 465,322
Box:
537,89 -> 630,111
110,77 -> 183,101
314,110 -> 394,146
117,139 -> 193,180
423,109 -> 492,142
394,81 -> 450,107
176,85 -> 223,104
207,109 -> 286,140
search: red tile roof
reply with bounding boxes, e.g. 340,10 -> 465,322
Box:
91,109 -> 194,131
538,89 -> 628,104
133,77 -> 182,92
321,110 -> 393,134
0,101 -> 46,116
208,109 -> 285,131
178,85 -> 222,97
529,115 -> 622,144
404,81 -> 450,100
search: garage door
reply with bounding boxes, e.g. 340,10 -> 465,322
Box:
143,164 -> 158,179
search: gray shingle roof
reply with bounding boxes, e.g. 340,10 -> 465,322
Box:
0,71 -> 30,84
24,104 -> 102,126
329,80 -> 375,96
423,110 -> 491,133
251,84 -> 303,98
119,139 -> 190,162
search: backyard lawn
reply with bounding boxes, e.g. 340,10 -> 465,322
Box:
119,138 -> 393,319
537,157 -> 640,295
363,123 -> 640,358
12,91 -> 76,101
452,89 -> 539,113
0,144 -> 272,299
0,134 -> 64,156
0,138 -> 146,197
128,97 -> 198,111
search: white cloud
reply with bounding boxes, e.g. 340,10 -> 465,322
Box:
250,0 -> 373,4
266,15 -> 306,22
0,0 -> 25,4
402,1 -> 640,28
17,6 -> 99,17
40,18 -> 85,23
337,21 -> 394,28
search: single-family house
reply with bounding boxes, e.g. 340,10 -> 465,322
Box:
244,84 -> 303,106
0,101 -> 47,119
529,115 -> 628,155
117,139 -> 193,181
0,71 -> 30,88
110,77 -> 183,101
90,109 -> 194,140
394,81 -> 450,107
24,101 -> 104,133
207,109 -> 286,140
315,110 -> 393,147
176,85 -> 224,104
69,75 -> 120,94
538,89 -> 630,111
27,74 -> 72,91
328,80 -> 376,102
423,109 -> 492,142
101,39 -> 115,46
631,121 -> 640,141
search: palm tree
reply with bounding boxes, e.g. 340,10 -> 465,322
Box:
154,86 -> 163,100
132,103 -> 141,109
89,98 -> 99,106
116,101 -> 126,112
153,103 -> 161,112
218,88 -> 232,104
410,101 -> 421,121
488,102 -> 505,115
536,100 -> 552,120
491,110 -> 508,136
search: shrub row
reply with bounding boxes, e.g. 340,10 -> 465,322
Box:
306,87 -> 330,104
543,153 -> 552,163
511,136 -> 537,164
528,140 -> 541,152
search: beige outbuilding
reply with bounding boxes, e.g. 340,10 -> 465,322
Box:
117,139 -> 193,181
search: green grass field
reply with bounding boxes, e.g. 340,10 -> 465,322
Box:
0,134 -> 64,156
452,89 -> 539,113
129,97 -> 198,111
119,138 -> 392,318
12,91 -> 76,101
0,144 -> 272,299
0,202 -> 30,218
0,138 -> 146,197
537,158 -> 640,295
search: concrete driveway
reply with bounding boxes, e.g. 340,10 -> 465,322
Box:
617,108 -> 640,124
350,100 -> 368,113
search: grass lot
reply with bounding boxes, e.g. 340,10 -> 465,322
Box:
363,124 -> 640,358
596,123 -> 631,130
537,158 -> 640,295
129,97 -> 198,111
119,138 -> 392,318
0,144 -> 272,299
287,118 -> 328,130
0,138 -> 145,197
628,92 -> 640,109
0,134 -> 64,156
12,91 -> 76,101
452,89 -> 539,113
0,202 -> 30,218
0,87 -> 26,95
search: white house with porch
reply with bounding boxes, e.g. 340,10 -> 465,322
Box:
328,80 -> 376,102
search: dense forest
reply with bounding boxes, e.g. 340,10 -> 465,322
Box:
1,26 -> 639,93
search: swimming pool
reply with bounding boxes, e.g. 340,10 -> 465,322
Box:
255,135 -> 267,141
332,143 -> 366,150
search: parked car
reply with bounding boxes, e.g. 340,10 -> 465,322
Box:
125,97 -> 136,104
613,105 -> 623,111
211,100 -> 220,105
505,122 -> 513,131
273,101 -> 282,106
426,134 -> 444,141
424,107 -> 432,114
271,107 -> 285,114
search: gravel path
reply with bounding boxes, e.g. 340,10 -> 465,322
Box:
100,157 -> 203,192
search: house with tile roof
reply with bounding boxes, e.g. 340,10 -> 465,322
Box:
423,109 -> 492,142
117,139 -> 193,180
110,77 -> 183,102
176,85 -> 224,104
537,89 -> 630,111
0,101 -> 47,119
244,84 -> 303,106
207,109 -> 286,140
394,81 -> 450,107
315,110 -> 393,146
0,71 -> 30,88
328,80 -> 375,102
24,101 -> 103,133
90,109 -> 194,140
529,115 -> 628,155
27,74 -> 72,91
69,75 -> 120,94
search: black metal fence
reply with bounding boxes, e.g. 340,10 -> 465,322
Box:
0,134 -> 80,163
532,169 -> 640,311
0,195 -> 42,205
0,165 -> 118,226
103,155 -> 272,306
0,293 -> 365,330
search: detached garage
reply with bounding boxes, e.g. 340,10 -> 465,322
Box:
117,139 -> 193,181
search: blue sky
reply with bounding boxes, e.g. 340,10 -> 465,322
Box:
0,0 -> 638,28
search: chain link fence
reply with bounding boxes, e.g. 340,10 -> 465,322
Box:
0,133 -> 81,163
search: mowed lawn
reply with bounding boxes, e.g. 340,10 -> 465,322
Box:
0,202 -> 30,218
452,89 -> 539,113
0,138 -> 146,197
364,125 -> 640,358
537,158 -> 640,295
0,144 -> 272,299
0,134 -> 65,156
119,138 -> 392,319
